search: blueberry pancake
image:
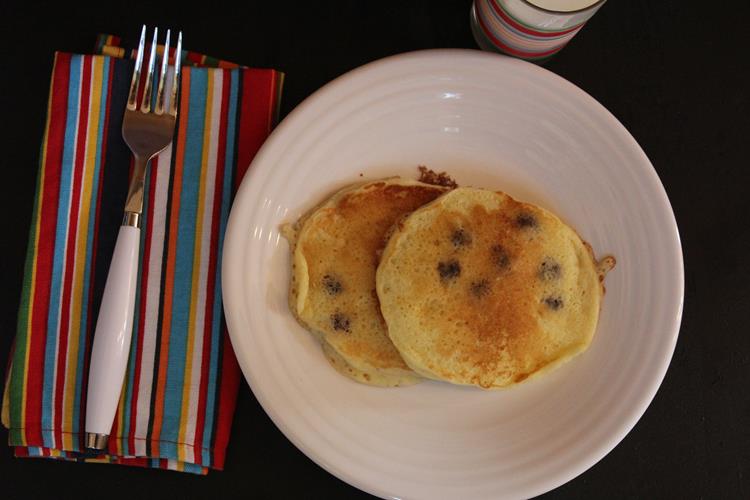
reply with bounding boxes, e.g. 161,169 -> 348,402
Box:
283,178 -> 449,386
376,187 -> 615,389
320,341 -> 425,388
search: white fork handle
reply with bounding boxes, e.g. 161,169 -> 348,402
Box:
85,225 -> 140,448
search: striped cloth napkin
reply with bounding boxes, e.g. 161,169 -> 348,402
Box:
1,36 -> 283,474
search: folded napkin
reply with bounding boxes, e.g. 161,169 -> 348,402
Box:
1,36 -> 283,474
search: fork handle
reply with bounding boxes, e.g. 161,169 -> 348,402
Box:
85,224 -> 140,449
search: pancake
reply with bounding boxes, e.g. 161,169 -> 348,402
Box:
320,341 -> 424,387
376,187 -> 615,389
284,178 -> 449,386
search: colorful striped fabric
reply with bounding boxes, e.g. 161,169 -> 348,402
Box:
1,44 -> 283,474
473,0 -> 594,61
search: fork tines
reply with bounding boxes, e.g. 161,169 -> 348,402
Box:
127,25 -> 182,116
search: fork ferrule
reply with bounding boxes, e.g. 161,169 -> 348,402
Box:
123,212 -> 141,228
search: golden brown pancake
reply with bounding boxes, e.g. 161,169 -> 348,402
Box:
320,341 -> 423,387
284,178 -> 449,386
376,187 -> 614,389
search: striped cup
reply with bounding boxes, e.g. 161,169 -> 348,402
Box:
470,0 -> 606,61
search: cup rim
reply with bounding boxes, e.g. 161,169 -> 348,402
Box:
519,0 -> 606,15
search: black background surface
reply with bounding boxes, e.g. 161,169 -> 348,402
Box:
1,1 -> 748,498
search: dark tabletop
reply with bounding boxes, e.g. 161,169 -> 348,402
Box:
1,1 -> 748,498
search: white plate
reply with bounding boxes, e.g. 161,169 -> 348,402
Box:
222,49 -> 683,499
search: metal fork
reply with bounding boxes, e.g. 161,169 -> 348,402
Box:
85,26 -> 182,450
